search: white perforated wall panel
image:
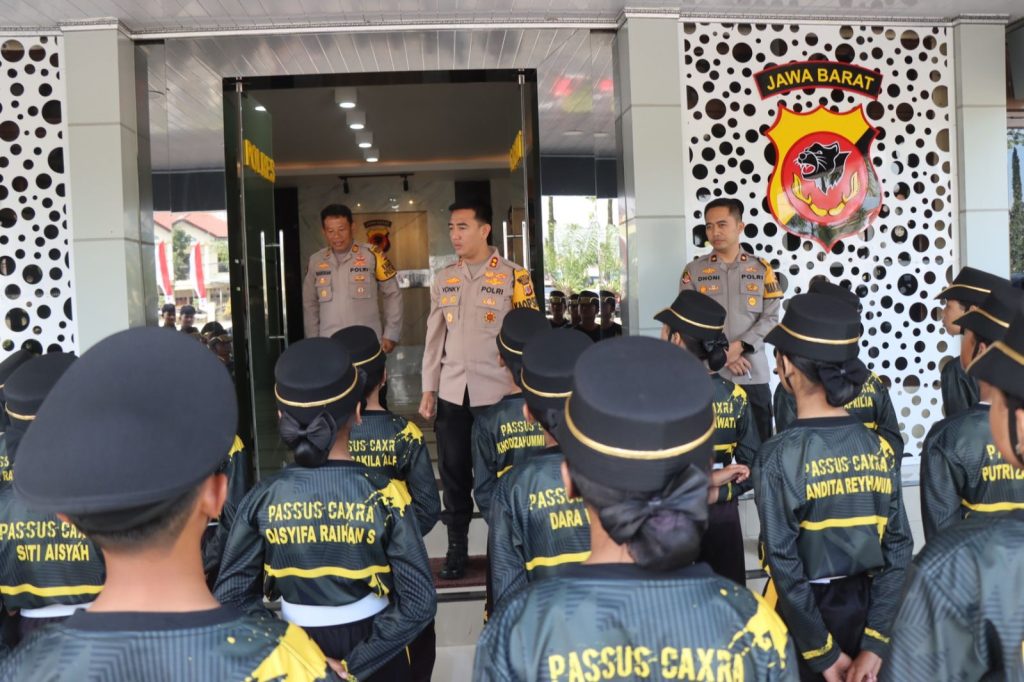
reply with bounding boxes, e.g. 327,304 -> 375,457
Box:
0,36 -> 76,357
681,21 -> 957,455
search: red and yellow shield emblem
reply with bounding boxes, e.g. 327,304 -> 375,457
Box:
766,106 -> 882,249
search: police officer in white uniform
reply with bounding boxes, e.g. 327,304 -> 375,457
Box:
680,198 -> 782,440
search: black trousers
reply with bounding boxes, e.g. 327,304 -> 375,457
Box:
795,574 -> 870,681
744,383 -> 773,442
435,391 -> 478,535
698,498 -> 746,585
408,619 -> 436,682
304,615 -> 412,682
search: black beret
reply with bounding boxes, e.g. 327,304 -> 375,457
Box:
809,279 -> 861,312
548,290 -> 567,303
521,328 -> 593,417
766,293 -> 861,362
654,290 -> 726,342
578,290 -> 599,307
969,299 -> 1024,401
160,303 -> 175,314
956,283 -> 1023,344
0,349 -> 36,403
559,337 -> 715,493
180,305 -> 197,316
14,328 -> 237,515
275,338 -> 363,427
4,353 -> 77,424
497,308 -> 550,386
936,266 -> 1006,306
331,326 -> 385,377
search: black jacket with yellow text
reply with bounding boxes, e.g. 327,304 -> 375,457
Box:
474,562 -> 797,681
0,484 -> 105,611
773,373 -> 904,460
920,403 -> 1024,540
349,410 -> 441,537
488,447 -> 591,609
212,460 -> 436,680
0,607 -> 338,681
753,415 -> 912,673
883,511 -> 1024,681
203,435 -> 254,578
710,375 -> 760,502
472,394 -> 547,520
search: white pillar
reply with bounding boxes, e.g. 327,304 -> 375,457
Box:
953,18 -> 1010,277
613,14 -> 689,337
64,24 -> 154,350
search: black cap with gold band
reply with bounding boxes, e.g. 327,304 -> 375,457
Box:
954,283 -> 1023,344
969,299 -> 1024,403
568,292 -> 580,305
4,353 -> 77,426
331,325 -> 385,377
496,307 -> 550,387
809,278 -> 861,313
936,266 -> 1006,306
654,290 -> 726,342
275,338 -> 363,426
577,290 -> 599,307
765,293 -> 861,363
558,336 -> 715,493
0,349 -> 35,408
548,290 -> 567,305
520,328 -> 592,418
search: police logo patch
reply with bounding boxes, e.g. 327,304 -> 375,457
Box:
748,296 -> 758,306
484,311 -> 497,323
524,285 -> 533,296
515,271 -> 531,286
320,290 -> 328,298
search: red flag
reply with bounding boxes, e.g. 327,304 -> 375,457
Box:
157,241 -> 173,302
189,243 -> 207,303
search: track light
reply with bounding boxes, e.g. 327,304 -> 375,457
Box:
335,87 -> 357,109
402,175 -> 410,192
340,177 -> 350,194
356,131 -> 373,149
347,110 -> 366,130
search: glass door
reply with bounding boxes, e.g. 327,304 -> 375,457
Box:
224,83 -> 289,479
505,69 -> 543,296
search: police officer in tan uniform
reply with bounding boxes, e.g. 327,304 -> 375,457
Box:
302,204 -> 403,351
680,198 -> 782,440
420,201 -> 538,579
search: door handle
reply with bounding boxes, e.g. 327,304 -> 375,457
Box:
259,230 -> 270,339
278,229 -> 289,349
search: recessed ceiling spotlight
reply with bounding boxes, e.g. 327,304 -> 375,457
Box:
254,105 -> 266,112
335,87 -> 357,109
347,110 -> 366,130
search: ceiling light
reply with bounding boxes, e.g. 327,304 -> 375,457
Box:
347,110 -> 366,130
254,105 -> 266,112
335,87 -> 357,109
563,130 -> 584,136
593,132 -> 609,138
364,147 -> 379,163
408,199 -> 414,205
356,131 -> 373,149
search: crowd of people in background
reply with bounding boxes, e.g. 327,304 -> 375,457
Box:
0,197 -> 1023,681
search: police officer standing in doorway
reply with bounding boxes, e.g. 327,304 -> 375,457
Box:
680,198 -> 781,441
420,202 -> 538,580
302,204 -> 403,352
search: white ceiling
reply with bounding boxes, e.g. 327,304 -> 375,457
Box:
0,0 -> 1019,32
146,28 -> 615,171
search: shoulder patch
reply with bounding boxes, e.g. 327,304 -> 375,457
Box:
247,622 -> 331,682
375,249 -> 397,282
512,268 -> 539,310
760,258 -> 783,299
228,435 -> 245,459
398,419 -> 424,442
731,383 -> 748,402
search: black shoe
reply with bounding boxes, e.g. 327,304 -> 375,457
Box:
439,534 -> 468,580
